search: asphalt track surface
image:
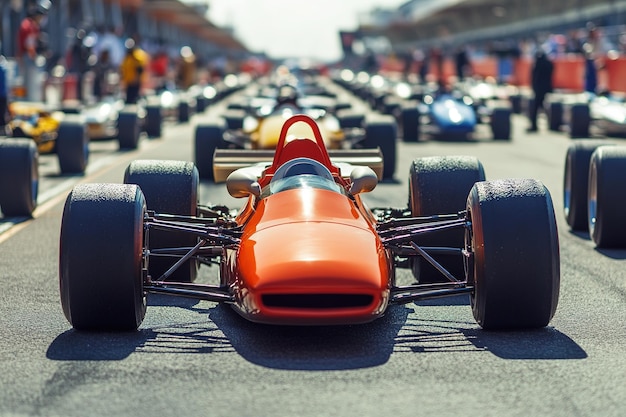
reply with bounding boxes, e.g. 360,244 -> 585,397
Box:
0,85 -> 625,417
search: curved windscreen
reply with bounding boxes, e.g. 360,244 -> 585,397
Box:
263,174 -> 344,197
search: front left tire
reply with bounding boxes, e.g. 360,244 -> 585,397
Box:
59,183 -> 147,331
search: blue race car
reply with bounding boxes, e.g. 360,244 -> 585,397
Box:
400,87 -> 511,142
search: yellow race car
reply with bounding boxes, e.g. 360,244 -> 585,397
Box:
7,101 -> 88,174
195,84 -> 397,181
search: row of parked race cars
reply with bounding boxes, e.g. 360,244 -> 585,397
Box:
0,75 -> 246,218
332,69 -> 626,249
2,65 -> 625,333
54,69 -> 559,333
543,88 -> 626,248
333,70 -> 518,142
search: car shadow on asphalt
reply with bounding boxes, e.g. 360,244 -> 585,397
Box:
45,301 -> 411,369
568,230 -> 626,259
461,326 -> 588,360
205,303 -> 411,370
46,297 -> 586,364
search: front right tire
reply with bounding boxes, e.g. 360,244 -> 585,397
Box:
0,139 -> 39,217
467,179 -> 560,330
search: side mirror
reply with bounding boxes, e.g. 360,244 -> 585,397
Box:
226,168 -> 261,198
349,166 -> 378,195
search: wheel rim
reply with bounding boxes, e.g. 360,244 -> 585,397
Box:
31,154 -> 39,208
83,135 -> 89,166
563,153 -> 573,219
588,158 -> 598,235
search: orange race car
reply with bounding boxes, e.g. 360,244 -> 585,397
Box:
59,114 -> 559,331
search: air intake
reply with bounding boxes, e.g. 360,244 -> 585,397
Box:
262,294 -> 373,309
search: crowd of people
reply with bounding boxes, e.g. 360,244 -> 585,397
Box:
1,1 -> 245,111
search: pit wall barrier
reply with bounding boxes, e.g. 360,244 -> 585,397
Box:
379,54 -> 625,93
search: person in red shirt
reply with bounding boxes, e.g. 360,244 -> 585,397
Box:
16,1 -> 50,101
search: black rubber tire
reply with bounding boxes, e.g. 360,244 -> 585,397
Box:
549,102 -> 563,132
401,103 -> 420,142
118,110 -> 141,150
0,139 -> 39,217
490,108 -> 511,140
588,146 -> 626,248
337,110 -> 365,129
364,115 -> 397,180
334,101 -> 351,112
59,183 -> 146,331
409,156 -> 485,284
124,160 -> 199,282
196,96 -> 208,113
223,109 -> 245,130
467,179 -> 560,330
563,140 -> 613,231
56,121 -> 88,174
509,94 -> 522,114
383,97 -> 401,116
144,105 -> 162,137
569,103 -> 591,138
178,100 -> 190,123
195,124 -> 225,180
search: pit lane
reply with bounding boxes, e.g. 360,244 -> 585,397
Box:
0,85 -> 624,417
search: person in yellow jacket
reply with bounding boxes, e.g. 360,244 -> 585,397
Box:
119,38 -> 149,104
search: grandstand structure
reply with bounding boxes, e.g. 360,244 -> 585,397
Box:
361,0 -> 626,49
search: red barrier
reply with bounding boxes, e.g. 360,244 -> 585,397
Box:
378,53 -> 626,93
605,57 -> 626,93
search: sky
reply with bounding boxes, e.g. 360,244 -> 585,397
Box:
206,0 -> 407,62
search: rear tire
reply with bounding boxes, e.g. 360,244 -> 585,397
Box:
569,103 -> 590,138
549,102 -> 563,132
337,110 -> 365,129
563,140 -> 613,231
401,103 -> 420,142
178,100 -> 190,123
0,139 -> 39,217
124,160 -> 199,282
195,124 -> 225,180
409,156 -> 485,284
223,109 -> 245,130
588,146 -> 626,247
467,179 -> 560,329
490,108 -> 511,140
144,105 -> 162,137
118,110 -> 141,150
56,121 -> 88,174
59,183 -> 146,331
364,115 -> 397,180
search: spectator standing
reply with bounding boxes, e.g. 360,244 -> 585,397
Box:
582,24 -> 612,94
454,46 -> 471,82
93,26 -> 125,69
66,28 -> 91,102
176,46 -> 196,91
527,49 -> 553,132
417,49 -> 429,84
150,48 -> 169,93
92,49 -> 113,100
16,1 -> 50,101
119,39 -> 149,104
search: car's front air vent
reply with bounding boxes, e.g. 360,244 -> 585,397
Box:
262,294 -> 373,309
